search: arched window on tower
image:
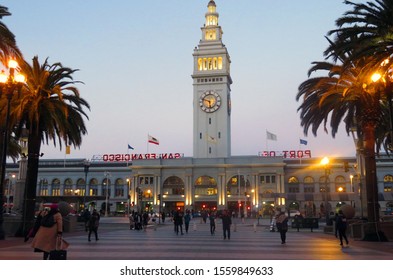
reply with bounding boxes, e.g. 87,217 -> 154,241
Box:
198,58 -> 203,71
217,57 -> 223,69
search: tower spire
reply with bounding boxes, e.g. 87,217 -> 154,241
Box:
205,1 -> 218,27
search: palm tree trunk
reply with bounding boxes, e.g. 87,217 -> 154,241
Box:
362,121 -> 382,239
20,132 -> 41,235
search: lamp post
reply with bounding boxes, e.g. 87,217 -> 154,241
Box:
321,157 -> 331,226
126,178 -> 130,216
104,171 -> 111,217
371,71 -> 393,151
83,159 -> 90,210
0,59 -> 25,240
6,173 -> 16,213
237,170 -> 241,218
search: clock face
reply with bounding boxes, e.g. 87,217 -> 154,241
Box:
199,91 -> 221,113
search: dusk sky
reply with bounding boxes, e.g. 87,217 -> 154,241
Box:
2,0 -> 363,161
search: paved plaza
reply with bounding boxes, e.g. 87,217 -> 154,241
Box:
0,217 -> 392,260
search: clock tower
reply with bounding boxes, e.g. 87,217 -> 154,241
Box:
192,0 -> 232,158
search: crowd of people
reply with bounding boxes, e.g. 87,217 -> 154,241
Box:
25,203 -> 351,260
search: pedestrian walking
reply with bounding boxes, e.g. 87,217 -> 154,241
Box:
335,210 -> 349,246
276,210 -> 289,244
134,212 -> 142,230
88,209 -> 100,241
209,211 -> 216,235
82,209 -> 91,232
31,204 -> 67,260
174,210 -> 184,235
129,213 -> 135,230
184,210 -> 191,233
142,211 -> 150,231
24,208 -> 45,242
221,209 -> 232,240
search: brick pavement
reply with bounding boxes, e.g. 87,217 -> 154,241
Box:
0,217 -> 392,260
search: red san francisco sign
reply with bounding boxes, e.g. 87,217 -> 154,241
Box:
91,153 -> 183,162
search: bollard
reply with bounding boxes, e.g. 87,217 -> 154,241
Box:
193,222 -> 197,231
253,222 -> 257,232
233,222 -> 237,232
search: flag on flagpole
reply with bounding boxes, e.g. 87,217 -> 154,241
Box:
148,135 -> 159,145
300,139 -> 308,145
65,146 -> 71,154
128,144 -> 134,150
266,131 -> 277,141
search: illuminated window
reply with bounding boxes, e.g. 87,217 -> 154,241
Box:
89,178 -> 98,196
288,176 -> 299,193
195,176 -> 217,196
335,176 -> 346,192
304,176 -> 315,193
319,176 -> 330,192
384,175 -> 393,192
198,57 -> 223,71
76,178 -> 85,196
205,30 -> 216,40
52,178 -> 61,196
163,176 -> 185,195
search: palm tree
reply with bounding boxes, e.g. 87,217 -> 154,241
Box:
0,5 -> 22,64
320,0 -> 393,240
326,0 -> 393,68
296,46 -> 387,234
15,56 -> 90,229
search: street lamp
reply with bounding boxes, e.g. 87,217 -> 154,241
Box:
126,178 -> 130,216
0,59 -> 25,240
371,69 -> 393,151
6,173 -> 16,213
83,159 -> 90,209
320,157 -> 331,226
104,171 -> 111,217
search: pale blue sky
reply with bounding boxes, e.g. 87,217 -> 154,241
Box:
2,0 -> 362,160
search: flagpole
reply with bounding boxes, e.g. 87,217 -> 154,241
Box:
147,134 -> 149,154
265,130 -> 268,151
126,145 -> 129,167
299,139 -> 302,165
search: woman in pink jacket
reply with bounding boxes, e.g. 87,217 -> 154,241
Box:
31,204 -> 67,260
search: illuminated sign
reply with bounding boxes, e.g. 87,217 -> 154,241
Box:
258,150 -> 311,158
91,153 -> 183,162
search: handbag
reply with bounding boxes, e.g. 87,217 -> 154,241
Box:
49,237 -> 69,260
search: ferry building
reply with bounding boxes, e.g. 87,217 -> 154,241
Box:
6,1 -> 393,219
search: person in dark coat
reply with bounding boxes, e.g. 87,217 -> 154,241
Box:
174,210 -> 184,235
335,210 -> 349,246
184,210 -> 191,233
276,210 -> 289,244
82,209 -> 91,232
221,210 -> 232,240
88,209 -> 100,241
209,211 -> 216,235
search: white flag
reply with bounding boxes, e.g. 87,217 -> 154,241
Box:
266,131 -> 277,141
